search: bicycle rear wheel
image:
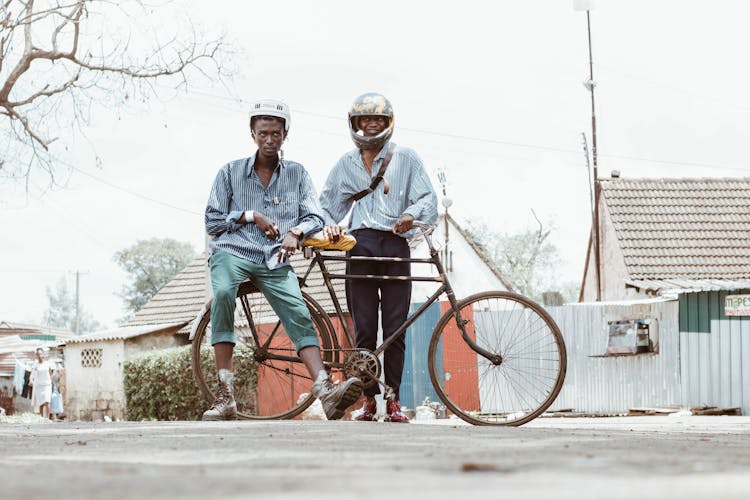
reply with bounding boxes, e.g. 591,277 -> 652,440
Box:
428,291 -> 566,426
191,281 -> 335,420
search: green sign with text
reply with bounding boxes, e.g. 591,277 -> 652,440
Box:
725,295 -> 750,316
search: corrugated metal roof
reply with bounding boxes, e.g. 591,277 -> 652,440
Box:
626,278 -> 750,294
64,322 -> 189,344
0,337 -> 64,378
0,321 -> 75,340
601,177 -> 750,282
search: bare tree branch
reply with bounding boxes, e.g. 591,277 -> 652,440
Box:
0,0 -> 231,184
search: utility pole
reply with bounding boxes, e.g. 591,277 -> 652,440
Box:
576,0 -> 601,301
75,270 -> 80,335
69,270 -> 88,335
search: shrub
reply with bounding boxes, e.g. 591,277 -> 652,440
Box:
124,344 -> 257,421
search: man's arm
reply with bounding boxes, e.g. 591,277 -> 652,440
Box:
277,169 -> 324,263
319,161 -> 353,227
205,166 -> 243,237
401,151 -> 438,225
294,169 -> 325,239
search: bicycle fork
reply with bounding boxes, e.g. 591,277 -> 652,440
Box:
444,286 -> 504,366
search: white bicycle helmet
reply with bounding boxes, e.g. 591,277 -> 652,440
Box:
248,99 -> 291,131
348,92 -> 394,150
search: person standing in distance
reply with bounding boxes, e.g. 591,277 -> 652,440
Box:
319,93 -> 438,422
203,99 -> 363,421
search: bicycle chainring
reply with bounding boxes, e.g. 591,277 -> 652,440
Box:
343,350 -> 381,388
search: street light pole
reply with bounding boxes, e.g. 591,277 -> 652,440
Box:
576,0 -> 602,301
586,10 -> 598,180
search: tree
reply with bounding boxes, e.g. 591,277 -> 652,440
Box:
0,0 -> 228,184
114,237 -> 195,319
466,213 -> 579,303
43,276 -> 101,333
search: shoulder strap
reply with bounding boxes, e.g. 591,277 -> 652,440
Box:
350,143 -> 397,201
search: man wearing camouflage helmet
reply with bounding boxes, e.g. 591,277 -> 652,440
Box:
202,98 -> 363,421
320,93 -> 438,423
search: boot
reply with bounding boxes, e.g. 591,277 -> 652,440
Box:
201,369 -> 238,421
311,372 -> 363,420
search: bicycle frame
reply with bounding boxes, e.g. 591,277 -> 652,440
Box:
298,226 -> 501,365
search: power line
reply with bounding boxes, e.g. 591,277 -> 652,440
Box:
40,154 -> 203,216
182,87 -> 750,173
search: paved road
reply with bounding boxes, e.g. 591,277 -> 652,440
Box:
1,416 -> 749,499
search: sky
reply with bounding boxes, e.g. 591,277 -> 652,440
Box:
2,0 -> 750,329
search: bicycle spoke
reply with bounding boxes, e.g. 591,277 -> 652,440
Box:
428,291 -> 566,426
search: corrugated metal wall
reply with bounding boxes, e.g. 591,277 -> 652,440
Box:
548,300 -> 682,414
679,290 -> 750,415
401,301 -> 442,409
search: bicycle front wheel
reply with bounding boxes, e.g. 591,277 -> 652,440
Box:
191,282 -> 335,420
428,291 -> 566,426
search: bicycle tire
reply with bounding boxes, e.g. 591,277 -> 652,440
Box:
191,281 -> 335,420
427,291 -> 566,426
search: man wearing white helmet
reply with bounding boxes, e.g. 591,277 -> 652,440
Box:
320,93 -> 438,423
203,99 -> 363,421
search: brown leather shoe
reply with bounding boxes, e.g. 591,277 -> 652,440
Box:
354,396 -> 378,421
385,399 -> 409,423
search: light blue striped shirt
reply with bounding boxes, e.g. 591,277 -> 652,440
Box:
319,142 -> 438,235
206,155 -> 324,269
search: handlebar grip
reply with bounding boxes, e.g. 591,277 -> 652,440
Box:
412,221 -> 435,234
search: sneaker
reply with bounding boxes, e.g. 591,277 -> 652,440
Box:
201,377 -> 238,421
385,398 -> 409,423
313,376 -> 363,420
354,396 -> 378,422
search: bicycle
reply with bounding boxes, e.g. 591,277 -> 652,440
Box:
190,222 -> 567,426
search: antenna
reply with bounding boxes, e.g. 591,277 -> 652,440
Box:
437,168 -> 453,272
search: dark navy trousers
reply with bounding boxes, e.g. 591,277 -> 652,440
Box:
346,229 -> 411,400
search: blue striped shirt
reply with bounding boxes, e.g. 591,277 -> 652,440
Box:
205,155 -> 324,269
319,142 -> 438,235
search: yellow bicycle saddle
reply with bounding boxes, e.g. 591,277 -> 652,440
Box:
301,231 -> 357,251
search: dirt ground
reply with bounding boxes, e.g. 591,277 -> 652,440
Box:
1,416 -> 749,499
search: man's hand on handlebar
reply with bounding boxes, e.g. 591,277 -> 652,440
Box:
392,214 -> 414,234
323,224 -> 346,242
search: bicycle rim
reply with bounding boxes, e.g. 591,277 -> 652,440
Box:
428,291 -> 566,426
191,285 -> 334,420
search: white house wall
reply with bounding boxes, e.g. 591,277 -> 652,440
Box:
410,219 -> 508,301
65,340 -> 126,421
582,199 -> 642,302
548,299 -> 682,414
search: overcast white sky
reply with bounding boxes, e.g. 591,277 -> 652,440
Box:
2,0 -> 750,329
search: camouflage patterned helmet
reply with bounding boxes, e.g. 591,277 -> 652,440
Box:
348,92 -> 394,150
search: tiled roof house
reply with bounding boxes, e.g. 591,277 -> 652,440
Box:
127,253 -> 209,334
126,251 -> 348,334
580,176 -> 750,301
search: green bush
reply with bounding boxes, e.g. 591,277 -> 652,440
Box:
124,344 -> 257,421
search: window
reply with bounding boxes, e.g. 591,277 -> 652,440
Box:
606,319 -> 658,355
81,348 -> 103,367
